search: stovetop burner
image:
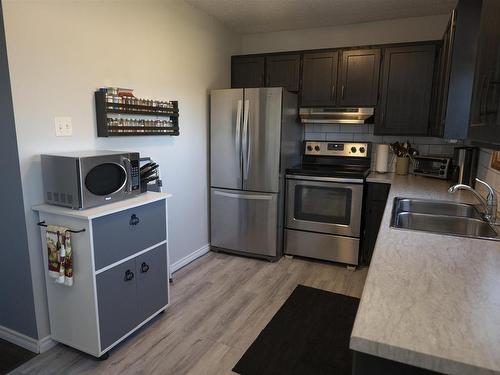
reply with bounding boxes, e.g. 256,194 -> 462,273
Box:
286,141 -> 372,180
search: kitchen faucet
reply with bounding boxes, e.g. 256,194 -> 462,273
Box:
448,178 -> 498,223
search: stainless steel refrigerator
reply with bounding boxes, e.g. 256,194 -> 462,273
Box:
210,87 -> 302,260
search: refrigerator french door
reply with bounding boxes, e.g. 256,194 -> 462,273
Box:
210,88 -> 289,258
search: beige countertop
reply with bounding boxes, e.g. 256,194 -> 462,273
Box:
350,173 -> 500,374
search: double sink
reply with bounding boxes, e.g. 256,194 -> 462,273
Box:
391,198 -> 498,240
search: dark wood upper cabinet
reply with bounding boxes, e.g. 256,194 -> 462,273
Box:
265,54 -> 300,92
301,51 -> 339,106
375,45 -> 437,135
338,49 -> 381,106
231,56 -> 265,88
468,0 -> 500,148
431,0 -> 483,140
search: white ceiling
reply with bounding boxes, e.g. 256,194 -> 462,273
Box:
185,0 -> 457,34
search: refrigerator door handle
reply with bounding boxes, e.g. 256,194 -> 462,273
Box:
242,99 -> 250,180
213,190 -> 272,200
235,99 -> 243,161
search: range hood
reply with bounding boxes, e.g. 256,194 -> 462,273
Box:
300,107 -> 375,124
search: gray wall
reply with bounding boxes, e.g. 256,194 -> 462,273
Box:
0,2 -> 38,339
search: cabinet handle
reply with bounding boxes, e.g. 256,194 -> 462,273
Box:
341,84 -> 345,99
124,269 -> 134,281
141,262 -> 150,273
129,214 -> 140,226
331,85 -> 336,101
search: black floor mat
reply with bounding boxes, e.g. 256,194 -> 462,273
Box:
233,285 -> 360,375
0,338 -> 36,374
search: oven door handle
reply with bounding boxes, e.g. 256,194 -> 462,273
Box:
285,174 -> 364,184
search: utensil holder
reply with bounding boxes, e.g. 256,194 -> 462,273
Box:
395,157 -> 409,175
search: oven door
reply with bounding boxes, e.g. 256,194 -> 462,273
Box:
79,154 -> 133,208
286,176 -> 363,237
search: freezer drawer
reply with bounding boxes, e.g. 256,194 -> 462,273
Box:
285,229 -> 359,265
211,188 -> 278,257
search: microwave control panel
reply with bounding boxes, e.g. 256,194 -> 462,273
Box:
131,159 -> 140,190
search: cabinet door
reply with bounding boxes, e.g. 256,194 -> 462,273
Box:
265,54 -> 300,92
361,183 -> 390,265
376,45 -> 436,135
338,49 -> 381,106
301,51 -> 339,106
469,0 -> 500,146
430,16 -> 454,137
96,258 -> 139,350
92,200 -> 166,270
136,244 -> 168,321
231,56 -> 265,88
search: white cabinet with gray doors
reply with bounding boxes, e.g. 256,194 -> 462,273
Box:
33,192 -> 171,358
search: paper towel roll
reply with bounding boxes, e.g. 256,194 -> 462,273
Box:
375,144 -> 390,173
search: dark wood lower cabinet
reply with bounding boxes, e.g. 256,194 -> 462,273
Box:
352,351 -> 442,375
361,182 -> 390,265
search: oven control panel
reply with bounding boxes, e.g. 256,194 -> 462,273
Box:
304,141 -> 370,157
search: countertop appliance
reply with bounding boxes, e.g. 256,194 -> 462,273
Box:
210,87 -> 302,260
412,155 -> 452,179
41,150 -> 140,209
285,141 -> 371,266
300,107 -> 374,124
452,147 -> 479,187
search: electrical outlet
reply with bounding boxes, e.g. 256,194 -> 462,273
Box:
55,116 -> 72,137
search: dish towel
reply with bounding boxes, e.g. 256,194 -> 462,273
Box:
46,225 -> 74,286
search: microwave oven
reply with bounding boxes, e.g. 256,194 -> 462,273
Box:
412,155 -> 452,180
41,151 -> 141,209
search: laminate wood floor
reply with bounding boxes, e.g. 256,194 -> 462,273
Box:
10,252 -> 368,375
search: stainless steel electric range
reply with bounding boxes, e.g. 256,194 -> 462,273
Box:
285,141 -> 371,266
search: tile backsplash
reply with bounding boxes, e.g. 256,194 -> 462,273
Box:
304,124 -> 462,172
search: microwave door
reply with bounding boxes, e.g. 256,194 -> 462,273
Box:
80,155 -> 128,206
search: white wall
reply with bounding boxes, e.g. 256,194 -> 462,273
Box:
240,14 -> 450,54
477,149 -> 500,217
3,0 -> 239,339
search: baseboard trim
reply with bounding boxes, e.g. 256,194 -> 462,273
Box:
171,244 -> 210,273
38,335 -> 58,353
0,325 -> 38,353
0,326 -> 58,353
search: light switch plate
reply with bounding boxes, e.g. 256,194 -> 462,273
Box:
55,116 -> 72,136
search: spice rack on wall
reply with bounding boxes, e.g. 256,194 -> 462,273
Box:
95,89 -> 179,137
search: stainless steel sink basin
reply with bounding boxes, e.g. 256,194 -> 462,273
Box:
391,197 -> 498,240
395,198 -> 482,219
393,212 -> 497,238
